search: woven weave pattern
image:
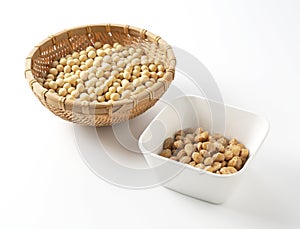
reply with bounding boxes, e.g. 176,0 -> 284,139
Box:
25,24 -> 176,126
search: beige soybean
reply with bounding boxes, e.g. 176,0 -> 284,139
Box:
213,153 -> 225,162
192,152 -> 204,164
206,162 -> 222,173
58,88 -> 67,96
173,140 -> 184,149
240,149 -> 249,158
159,149 -> 172,158
200,149 -> 210,158
110,93 -> 120,101
227,156 -> 243,170
179,156 -> 191,164
195,163 -> 205,169
189,161 -> 196,167
204,157 -> 214,166
176,150 -> 187,159
163,137 -> 173,149
220,167 -> 237,174
231,145 -> 241,156
184,144 -> 194,155
224,150 -> 234,161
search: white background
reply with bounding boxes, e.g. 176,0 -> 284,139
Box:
1,0 -> 300,228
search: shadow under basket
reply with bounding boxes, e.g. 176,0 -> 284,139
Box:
25,24 -> 176,126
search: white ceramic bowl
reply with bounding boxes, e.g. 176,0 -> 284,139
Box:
138,96 -> 269,204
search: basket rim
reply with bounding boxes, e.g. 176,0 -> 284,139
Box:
25,23 -> 176,114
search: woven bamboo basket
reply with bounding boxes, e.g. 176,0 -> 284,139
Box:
25,24 -> 176,126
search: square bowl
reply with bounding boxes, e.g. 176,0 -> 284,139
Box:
138,95 -> 269,204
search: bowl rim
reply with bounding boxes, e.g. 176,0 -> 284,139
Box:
138,95 -> 270,178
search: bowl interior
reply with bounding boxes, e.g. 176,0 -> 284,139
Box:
139,95 -> 269,171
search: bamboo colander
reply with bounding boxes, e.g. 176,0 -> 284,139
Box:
25,24 -> 176,126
